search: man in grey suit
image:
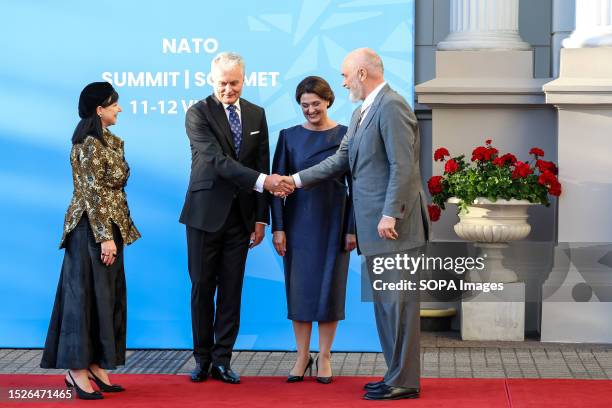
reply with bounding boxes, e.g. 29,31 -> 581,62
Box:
281,48 -> 430,400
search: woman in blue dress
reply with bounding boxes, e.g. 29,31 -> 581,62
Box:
272,76 -> 356,384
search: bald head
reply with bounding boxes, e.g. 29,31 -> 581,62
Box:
341,48 -> 385,102
345,48 -> 384,79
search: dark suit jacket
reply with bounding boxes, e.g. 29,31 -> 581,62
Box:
179,95 -> 270,233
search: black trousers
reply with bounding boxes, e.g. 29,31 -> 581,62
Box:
187,201 -> 250,366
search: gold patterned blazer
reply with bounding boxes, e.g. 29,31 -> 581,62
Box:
59,129 -> 141,248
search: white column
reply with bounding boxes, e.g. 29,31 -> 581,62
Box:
438,0 -> 531,51
563,0 -> 612,47
551,0 -> 576,77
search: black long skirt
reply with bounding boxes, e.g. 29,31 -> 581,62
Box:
40,215 -> 126,370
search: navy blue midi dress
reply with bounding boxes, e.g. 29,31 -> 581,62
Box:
271,125 -> 354,322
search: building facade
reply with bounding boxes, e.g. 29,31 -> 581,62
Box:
415,0 -> 612,343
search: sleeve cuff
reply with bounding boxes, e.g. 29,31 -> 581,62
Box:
254,173 -> 266,193
292,173 -> 303,188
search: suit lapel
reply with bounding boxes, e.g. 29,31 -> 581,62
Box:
347,108 -> 361,169
350,84 -> 389,165
208,95 -> 237,158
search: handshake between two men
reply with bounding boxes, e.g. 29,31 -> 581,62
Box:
263,174 -> 296,198
262,173 -> 398,241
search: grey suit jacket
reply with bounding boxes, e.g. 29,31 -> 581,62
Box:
299,84 -> 430,256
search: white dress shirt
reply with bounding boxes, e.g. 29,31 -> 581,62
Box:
359,81 -> 387,124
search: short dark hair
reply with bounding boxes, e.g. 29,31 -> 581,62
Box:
295,76 -> 335,108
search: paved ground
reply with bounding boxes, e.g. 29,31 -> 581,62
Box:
2,332 -> 611,379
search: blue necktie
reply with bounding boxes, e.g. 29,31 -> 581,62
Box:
227,105 -> 242,155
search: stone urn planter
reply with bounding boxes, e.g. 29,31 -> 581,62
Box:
427,140 -> 561,341
448,197 -> 535,341
448,197 -> 535,283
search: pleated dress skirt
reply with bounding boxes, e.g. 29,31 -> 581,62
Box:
40,215 -> 127,369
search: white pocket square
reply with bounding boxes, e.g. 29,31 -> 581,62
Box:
250,130 -> 260,135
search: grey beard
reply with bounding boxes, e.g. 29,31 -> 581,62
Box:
348,89 -> 360,103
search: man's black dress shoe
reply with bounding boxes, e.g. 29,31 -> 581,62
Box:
364,379 -> 385,391
190,362 -> 211,382
364,384 -> 420,400
211,365 -> 240,384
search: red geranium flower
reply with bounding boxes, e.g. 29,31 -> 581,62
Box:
493,153 -> 517,167
444,159 -> 459,174
502,153 -> 517,165
471,146 -> 486,161
471,146 -> 498,161
427,176 -> 443,195
434,147 -> 450,162
529,147 -> 545,157
428,204 -> 441,222
539,171 -> 562,196
548,181 -> 562,196
485,139 -> 492,145
537,170 -> 557,185
511,161 -> 533,179
536,159 -> 558,175
486,148 -> 498,161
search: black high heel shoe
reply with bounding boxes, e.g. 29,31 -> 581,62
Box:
315,355 -> 333,384
88,368 -> 125,392
65,371 -> 103,400
287,355 -> 313,383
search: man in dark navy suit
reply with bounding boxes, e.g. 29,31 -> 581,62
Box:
180,52 -> 292,384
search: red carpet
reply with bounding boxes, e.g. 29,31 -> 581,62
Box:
0,375 -> 610,407
506,378 -> 612,408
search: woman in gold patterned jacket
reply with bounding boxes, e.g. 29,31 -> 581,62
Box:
40,82 -> 140,400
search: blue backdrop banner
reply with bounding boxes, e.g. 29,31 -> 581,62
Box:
0,0 -> 415,351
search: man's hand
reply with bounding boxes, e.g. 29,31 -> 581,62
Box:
378,216 -> 398,240
249,223 -> 265,249
264,174 -> 294,196
344,234 -> 357,252
272,231 -> 287,256
272,176 -> 296,198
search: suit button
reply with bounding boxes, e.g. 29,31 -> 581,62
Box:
352,175 -> 357,180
